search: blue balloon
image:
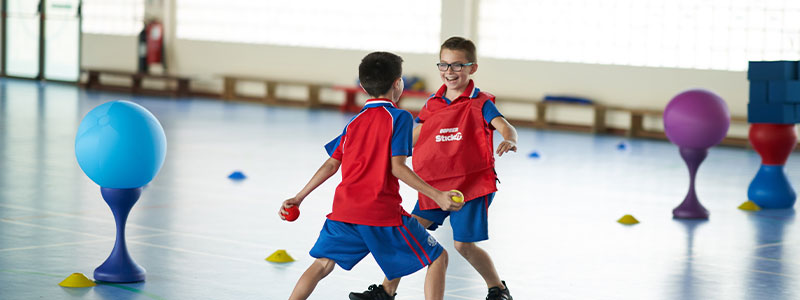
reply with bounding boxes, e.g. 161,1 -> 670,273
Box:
75,101 -> 167,188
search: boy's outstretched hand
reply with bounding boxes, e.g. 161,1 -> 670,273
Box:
279,198 -> 302,220
434,190 -> 465,211
496,140 -> 517,157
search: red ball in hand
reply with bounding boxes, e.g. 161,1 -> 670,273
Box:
282,206 -> 300,222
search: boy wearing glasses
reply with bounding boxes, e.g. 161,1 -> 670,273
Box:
281,51 -> 464,300
351,37 -> 517,300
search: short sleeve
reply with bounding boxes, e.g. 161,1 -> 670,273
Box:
391,110 -> 414,157
324,134 -> 344,160
482,100 -> 504,124
415,102 -> 430,123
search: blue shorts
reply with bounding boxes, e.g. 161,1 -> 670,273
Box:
309,215 -> 444,280
412,193 -> 494,242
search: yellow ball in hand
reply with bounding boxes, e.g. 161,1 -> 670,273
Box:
450,190 -> 464,203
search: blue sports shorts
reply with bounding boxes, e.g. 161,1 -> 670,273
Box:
412,193 -> 495,242
309,215 -> 444,280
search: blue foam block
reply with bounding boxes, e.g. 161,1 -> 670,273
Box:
796,105 -> 800,121
749,81 -> 768,103
768,80 -> 800,103
748,61 -> 799,80
747,102 -> 796,124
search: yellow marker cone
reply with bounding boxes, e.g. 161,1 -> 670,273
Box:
58,273 -> 96,288
738,200 -> 762,211
266,250 -> 295,263
617,214 -> 639,225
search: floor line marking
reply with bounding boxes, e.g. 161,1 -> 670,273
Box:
0,233 -> 171,252
0,202 -> 282,249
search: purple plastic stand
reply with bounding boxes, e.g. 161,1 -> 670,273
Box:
673,147 -> 710,219
94,187 -> 146,282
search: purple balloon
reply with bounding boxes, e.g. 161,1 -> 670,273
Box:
664,89 -> 731,149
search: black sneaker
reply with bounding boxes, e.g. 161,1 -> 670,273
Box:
486,280 -> 512,300
349,284 -> 396,300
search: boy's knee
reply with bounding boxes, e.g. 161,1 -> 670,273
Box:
454,241 -> 475,256
315,258 -> 336,273
433,249 -> 448,266
412,214 -> 434,229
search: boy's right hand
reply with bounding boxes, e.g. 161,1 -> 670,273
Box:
434,190 -> 465,211
279,197 -> 302,220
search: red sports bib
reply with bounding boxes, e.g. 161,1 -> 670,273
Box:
413,96 -> 497,210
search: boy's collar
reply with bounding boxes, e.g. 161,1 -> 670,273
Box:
434,80 -> 477,100
364,98 -> 398,108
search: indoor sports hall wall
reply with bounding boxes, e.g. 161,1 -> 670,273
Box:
80,0 -> 750,135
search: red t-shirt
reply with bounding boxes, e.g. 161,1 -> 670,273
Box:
324,99 -> 414,226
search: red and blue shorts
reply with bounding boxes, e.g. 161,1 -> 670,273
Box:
309,215 -> 444,280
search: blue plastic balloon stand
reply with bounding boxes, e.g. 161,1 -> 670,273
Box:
673,147 -> 710,219
94,187 -> 146,283
748,165 -> 796,209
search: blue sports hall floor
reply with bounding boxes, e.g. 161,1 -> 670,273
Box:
2,78 -> 800,299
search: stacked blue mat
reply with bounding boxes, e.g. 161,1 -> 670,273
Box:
748,61 -> 800,124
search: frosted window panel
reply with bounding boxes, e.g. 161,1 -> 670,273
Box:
6,0 -> 40,78
176,0 -> 441,54
45,18 -> 80,81
82,0 -> 145,35
478,0 -> 800,71
45,0 -> 80,81
0,10 -> 3,73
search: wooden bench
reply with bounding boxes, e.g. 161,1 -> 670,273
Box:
222,75 -> 330,108
498,97 -> 754,148
217,76 -> 764,148
331,85 -> 431,114
531,99 -> 607,133
83,69 -> 190,97
605,106 -> 751,147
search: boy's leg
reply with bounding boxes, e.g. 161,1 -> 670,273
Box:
448,193 -> 509,294
353,215 -> 446,299
411,201 -> 450,231
348,202 -> 447,298
289,258 -> 336,300
453,241 -> 502,289
424,249 -> 448,300
350,213 -> 430,298
308,220 -> 370,299
349,235 -> 446,300
381,277 -> 401,295
412,214 -> 434,229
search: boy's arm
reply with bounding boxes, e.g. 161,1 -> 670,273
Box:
490,116 -> 518,157
279,157 -> 341,219
391,155 -> 463,211
412,124 -> 422,146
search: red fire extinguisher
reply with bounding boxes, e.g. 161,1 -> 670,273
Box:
138,20 -> 165,73
146,21 -> 163,65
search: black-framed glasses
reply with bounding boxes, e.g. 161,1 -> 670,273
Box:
436,62 -> 474,72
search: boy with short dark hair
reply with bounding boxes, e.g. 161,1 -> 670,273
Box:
280,51 -> 463,300
352,37 -> 517,300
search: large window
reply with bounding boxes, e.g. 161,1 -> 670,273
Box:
176,0 -> 441,53
478,0 -> 800,71
82,0 -> 145,35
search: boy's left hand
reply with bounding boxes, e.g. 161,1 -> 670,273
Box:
496,140 -> 517,157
